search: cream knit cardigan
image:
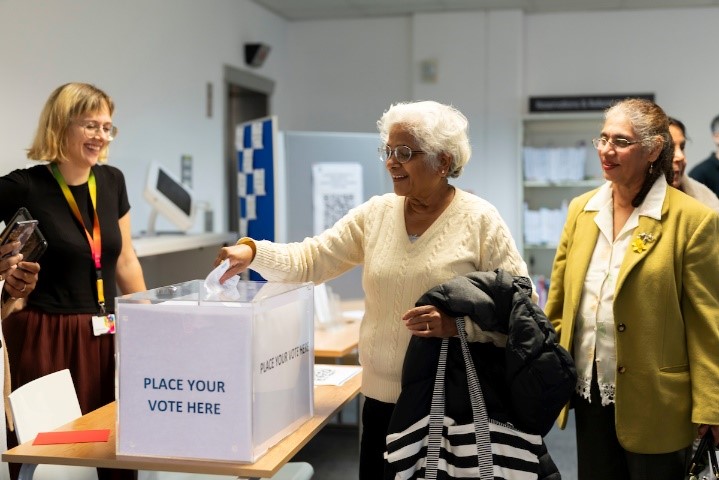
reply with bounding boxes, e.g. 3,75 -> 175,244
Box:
250,189 -> 530,404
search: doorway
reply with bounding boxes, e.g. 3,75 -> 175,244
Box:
223,65 -> 274,232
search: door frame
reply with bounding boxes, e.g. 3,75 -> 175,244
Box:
223,64 -> 275,232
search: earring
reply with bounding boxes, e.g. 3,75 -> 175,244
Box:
649,162 -> 654,175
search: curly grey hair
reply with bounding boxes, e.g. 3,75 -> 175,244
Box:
377,100 -> 471,178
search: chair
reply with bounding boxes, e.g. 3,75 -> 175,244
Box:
8,369 -> 98,480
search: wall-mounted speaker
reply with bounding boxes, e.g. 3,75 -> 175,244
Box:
244,43 -> 271,68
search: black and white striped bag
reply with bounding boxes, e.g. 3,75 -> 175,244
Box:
385,317 -> 542,480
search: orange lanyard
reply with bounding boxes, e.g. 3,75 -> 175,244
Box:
51,164 -> 106,314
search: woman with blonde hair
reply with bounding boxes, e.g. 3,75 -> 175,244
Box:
0,82 -> 145,480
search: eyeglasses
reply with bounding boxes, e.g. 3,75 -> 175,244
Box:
76,121 -> 118,141
591,137 -> 640,150
378,145 -> 426,163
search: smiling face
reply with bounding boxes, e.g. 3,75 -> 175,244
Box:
597,113 -> 656,192
64,104 -> 112,169
669,124 -> 686,189
385,124 -> 447,199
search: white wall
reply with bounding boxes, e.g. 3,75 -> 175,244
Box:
1,4 -> 718,473
282,10 -> 525,237
281,6 -> 719,239
2,3 -> 719,238
280,16 -> 413,133
412,11 -> 524,235
525,8 -> 719,168
0,0 -> 288,234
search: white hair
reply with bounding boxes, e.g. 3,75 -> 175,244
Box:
377,100 -> 471,178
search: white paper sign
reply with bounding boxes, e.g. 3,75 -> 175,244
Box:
314,364 -> 361,386
116,304 -> 253,461
253,168 -> 266,196
242,149 -> 254,173
312,163 -> 363,235
251,122 -> 264,149
246,194 -> 257,220
237,172 -> 247,197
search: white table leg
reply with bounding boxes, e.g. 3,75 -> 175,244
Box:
17,464 -> 36,480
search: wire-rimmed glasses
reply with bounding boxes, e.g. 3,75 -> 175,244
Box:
378,145 -> 426,163
76,121 -> 118,141
591,137 -> 640,150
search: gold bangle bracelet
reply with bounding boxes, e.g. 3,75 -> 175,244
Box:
236,237 -> 257,261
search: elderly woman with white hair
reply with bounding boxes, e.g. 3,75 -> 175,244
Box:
215,100 -> 530,479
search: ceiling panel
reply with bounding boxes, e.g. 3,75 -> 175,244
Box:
350,0 -> 440,5
251,0 -> 719,20
445,0 -> 530,8
527,0 -> 623,12
623,0 -> 718,7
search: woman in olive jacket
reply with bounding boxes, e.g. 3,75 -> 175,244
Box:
545,98 -> 719,480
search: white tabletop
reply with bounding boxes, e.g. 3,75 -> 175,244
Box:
132,232 -> 237,258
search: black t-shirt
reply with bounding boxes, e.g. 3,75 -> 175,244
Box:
0,164 -> 130,313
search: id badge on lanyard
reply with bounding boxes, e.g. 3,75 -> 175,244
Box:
92,314 -> 116,335
51,164 -> 113,335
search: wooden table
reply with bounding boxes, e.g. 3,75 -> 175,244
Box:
314,319 -> 361,358
314,299 -> 363,426
3,373 -> 361,480
314,299 -> 363,359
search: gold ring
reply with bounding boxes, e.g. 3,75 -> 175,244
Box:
0,274 -> 4,282
426,322 -> 430,332
20,284 -> 26,293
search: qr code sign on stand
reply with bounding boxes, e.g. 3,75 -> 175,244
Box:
322,194 -> 355,230
312,163 -> 363,235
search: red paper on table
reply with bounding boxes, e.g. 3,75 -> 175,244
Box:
33,429 -> 110,445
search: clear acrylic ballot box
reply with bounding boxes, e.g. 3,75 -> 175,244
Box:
114,280 -> 314,462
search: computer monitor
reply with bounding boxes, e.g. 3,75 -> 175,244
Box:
143,162 -> 196,234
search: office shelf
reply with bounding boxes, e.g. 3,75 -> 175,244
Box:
521,113 -> 604,281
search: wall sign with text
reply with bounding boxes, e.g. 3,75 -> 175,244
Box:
529,93 -> 655,113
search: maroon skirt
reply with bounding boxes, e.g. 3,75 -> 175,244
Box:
3,308 -> 116,413
3,308 -> 133,480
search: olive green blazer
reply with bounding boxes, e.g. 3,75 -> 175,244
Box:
545,185 -> 719,453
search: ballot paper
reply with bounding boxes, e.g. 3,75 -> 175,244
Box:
314,364 -> 361,386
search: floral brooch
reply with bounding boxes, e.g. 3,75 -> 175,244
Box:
631,232 -> 654,253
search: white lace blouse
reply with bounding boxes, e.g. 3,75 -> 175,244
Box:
573,178 -> 666,405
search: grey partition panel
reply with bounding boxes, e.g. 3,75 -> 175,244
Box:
282,131 -> 391,299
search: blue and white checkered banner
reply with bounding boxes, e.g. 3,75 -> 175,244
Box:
235,116 -> 277,280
